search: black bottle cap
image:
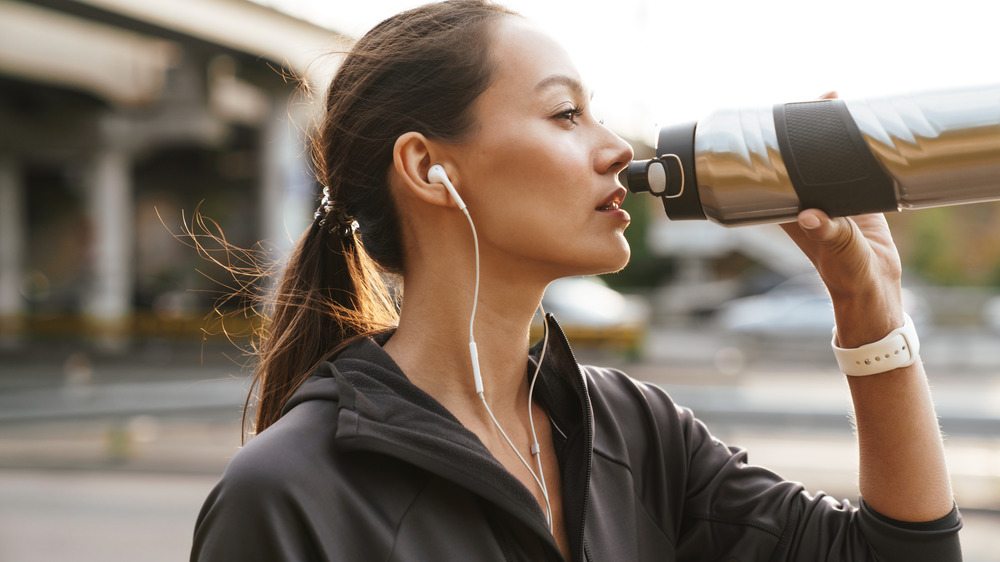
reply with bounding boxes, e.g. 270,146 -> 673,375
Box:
655,121 -> 705,220
624,159 -> 653,193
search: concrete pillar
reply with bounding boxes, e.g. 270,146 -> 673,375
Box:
0,156 -> 25,347
260,97 -> 314,254
83,146 -> 133,348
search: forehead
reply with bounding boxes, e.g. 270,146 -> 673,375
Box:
483,17 -> 585,104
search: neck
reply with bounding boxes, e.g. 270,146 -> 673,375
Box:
384,258 -> 548,429
383,202 -> 562,539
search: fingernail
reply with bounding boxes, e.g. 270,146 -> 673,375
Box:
800,213 -> 821,229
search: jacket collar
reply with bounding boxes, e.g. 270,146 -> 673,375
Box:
310,314 -> 593,560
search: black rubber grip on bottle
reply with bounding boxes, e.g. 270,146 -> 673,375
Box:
773,100 -> 897,217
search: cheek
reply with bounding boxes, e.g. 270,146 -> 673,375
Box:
469,120 -> 588,186
460,123 -> 597,249
520,140 -> 589,190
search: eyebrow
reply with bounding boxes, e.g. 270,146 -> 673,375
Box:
534,74 -> 590,99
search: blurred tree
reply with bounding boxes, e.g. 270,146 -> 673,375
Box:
889,202 -> 1000,287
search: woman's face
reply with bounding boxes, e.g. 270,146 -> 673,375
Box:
448,16 -> 634,282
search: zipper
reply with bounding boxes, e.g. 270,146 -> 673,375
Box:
544,314 -> 593,562
575,366 -> 593,562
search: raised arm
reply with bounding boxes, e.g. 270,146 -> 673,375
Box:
780,209 -> 954,522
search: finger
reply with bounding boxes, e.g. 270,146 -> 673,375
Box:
818,91 -> 839,99
795,209 -> 855,250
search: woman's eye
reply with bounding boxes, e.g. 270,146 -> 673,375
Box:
555,107 -> 583,125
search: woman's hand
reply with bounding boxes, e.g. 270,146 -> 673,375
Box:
777,89 -> 907,345
780,209 -> 904,347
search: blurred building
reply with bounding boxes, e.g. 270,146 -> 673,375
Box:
0,0 -> 349,348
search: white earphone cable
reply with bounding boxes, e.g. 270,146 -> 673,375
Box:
463,205 -> 479,349
527,303 -> 552,525
458,204 -> 553,532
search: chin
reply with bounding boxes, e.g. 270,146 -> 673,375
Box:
577,242 -> 631,276
608,237 -> 631,272
602,255 -> 631,275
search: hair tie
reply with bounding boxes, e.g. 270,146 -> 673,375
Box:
314,186 -> 359,239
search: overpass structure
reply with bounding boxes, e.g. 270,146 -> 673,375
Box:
0,0 -> 350,347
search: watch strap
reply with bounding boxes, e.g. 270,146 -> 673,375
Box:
831,313 -> 919,376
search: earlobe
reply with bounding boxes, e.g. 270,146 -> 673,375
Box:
393,132 -> 456,208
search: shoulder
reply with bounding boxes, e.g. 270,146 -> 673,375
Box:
580,364 -> 709,463
229,398 -> 339,484
200,366 -> 349,519
580,363 -> 739,491
582,364 -> 691,430
198,394 -> 343,534
223,361 -> 350,484
191,400 -> 341,560
192,372 -> 367,560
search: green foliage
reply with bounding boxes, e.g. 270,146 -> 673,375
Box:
887,203 -> 1000,287
900,207 -> 960,285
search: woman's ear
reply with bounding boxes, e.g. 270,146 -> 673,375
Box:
393,132 -> 458,208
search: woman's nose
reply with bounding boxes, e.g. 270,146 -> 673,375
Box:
598,127 -> 635,176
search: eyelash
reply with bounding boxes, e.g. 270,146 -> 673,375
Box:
553,107 -> 605,127
555,106 -> 584,125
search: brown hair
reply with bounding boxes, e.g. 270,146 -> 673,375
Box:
246,0 -> 518,438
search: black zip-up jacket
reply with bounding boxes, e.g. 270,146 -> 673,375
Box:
192,316 -> 963,561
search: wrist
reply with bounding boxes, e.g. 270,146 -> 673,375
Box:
832,312 -> 919,376
830,287 -> 904,349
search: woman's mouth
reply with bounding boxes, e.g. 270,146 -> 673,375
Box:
597,188 -> 626,211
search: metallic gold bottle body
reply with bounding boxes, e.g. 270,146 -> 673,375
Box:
660,85 -> 1000,226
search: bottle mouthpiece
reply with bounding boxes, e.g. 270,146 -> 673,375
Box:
625,159 -> 669,195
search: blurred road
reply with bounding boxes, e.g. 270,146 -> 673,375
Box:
1,329 -> 998,561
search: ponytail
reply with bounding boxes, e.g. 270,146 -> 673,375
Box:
241,0 -> 516,441
244,221 -> 397,438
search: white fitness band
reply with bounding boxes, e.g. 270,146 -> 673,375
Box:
831,313 -> 920,376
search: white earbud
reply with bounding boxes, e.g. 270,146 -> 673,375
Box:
428,165 -> 466,210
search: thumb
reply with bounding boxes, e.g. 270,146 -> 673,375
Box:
798,209 -> 850,242
797,208 -> 854,246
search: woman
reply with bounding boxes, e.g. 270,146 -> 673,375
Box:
191,1 -> 962,560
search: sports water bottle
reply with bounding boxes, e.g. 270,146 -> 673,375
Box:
624,84 -> 1000,226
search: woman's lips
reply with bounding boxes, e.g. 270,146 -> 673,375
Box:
597,187 -> 626,211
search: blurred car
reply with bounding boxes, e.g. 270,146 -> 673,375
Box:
716,273 -> 929,342
981,295 -> 1000,332
532,276 -> 649,356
